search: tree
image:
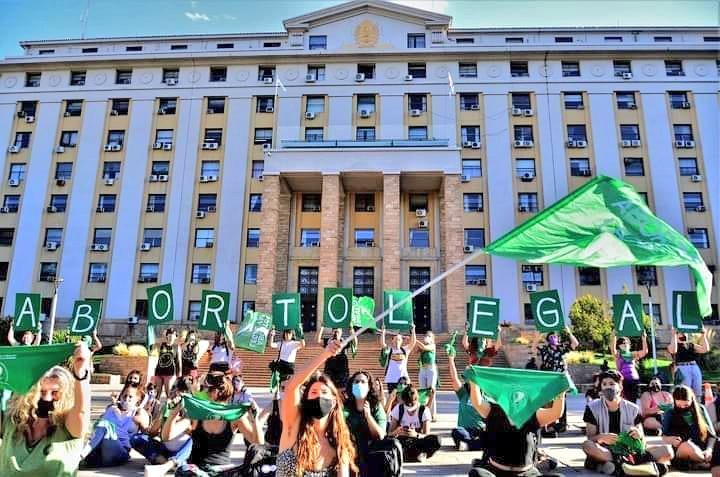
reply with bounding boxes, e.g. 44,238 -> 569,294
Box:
569,294 -> 613,351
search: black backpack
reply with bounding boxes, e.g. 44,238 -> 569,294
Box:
366,437 -> 403,477
264,399 -> 282,446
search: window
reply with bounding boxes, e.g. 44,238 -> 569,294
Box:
613,61 -> 632,76
643,304 -> 662,325
241,301 -> 255,318
305,96 -> 325,113
570,158 -> 591,176
192,264 -> 212,283
19,101 -> 37,115
204,128 -> 223,145
459,62 -> 477,78
102,162 -> 120,179
307,65 -> 325,81
209,67 -> 226,82
516,158 -> 536,177
673,124 -> 693,141
511,93 -> 531,109
623,157 -> 645,176
257,96 -> 274,112
408,127 -> 427,141
678,158 -> 699,176
409,229 -> 430,248
355,193 -> 376,212
522,265 -> 543,285
55,162 -> 72,180
49,195 -> 68,212
518,193 -> 539,212
669,91 -> 689,109
304,128 -> 324,142
407,33 -> 425,48
688,228 -> 710,249
567,124 -> 587,142
82,47 -> 98,53
207,97 -> 226,114
70,71 -> 86,86
555,36 -> 573,43
356,127 -> 376,141
126,45 -> 142,52
143,229 -> 162,248
579,267 -> 601,286
0,262 -> 7,280
505,37 -> 524,44
92,228 -> 112,246
216,43 -> 234,49
408,94 -> 427,111
464,229 -> 485,248
139,263 -> 159,282
111,99 -> 129,115
8,163 -> 26,182
462,159 -> 482,178
13,132 -> 31,149
97,194 -> 116,212
562,61 -> 580,77
682,192 -> 704,211
197,194 -> 217,212
248,194 -> 262,212
620,124 -> 640,141
636,266 -> 657,286
465,265 -> 487,286
2,195 -> 19,212
147,194 -> 166,212
616,92 -> 637,109
510,61 -> 529,77
25,72 -> 41,87
40,263 -> 57,282
357,64 -> 375,79
665,60 -> 684,76
246,229 -> 260,248
107,130 -> 125,146
563,92 -> 584,109
354,229 -> 375,247
162,68 -> 179,83
353,267 -> 374,297
151,161 -> 170,175
654,36 -> 672,42
196,162 -> 219,181
463,193 -> 483,212
408,63 -> 426,78
251,161 -> 264,179
638,192 -> 649,206
188,301 -> 201,321
705,36 -> 720,42
409,193 -> 428,212
263,42 -> 280,48
357,94 -> 376,113
45,228 -> 62,247
115,70 -> 132,85
155,129 -> 174,145
39,49 -> 55,55
461,126 -> 481,143
258,65 -> 275,81
302,194 -> 321,212
514,125 -> 533,141
59,131 -> 78,147
459,94 -> 479,110
65,100 -> 83,116
158,98 -> 177,114
88,263 -> 108,282
300,229 -> 320,247
309,35 -> 327,50
0,228 -> 13,246
605,36 -> 623,42
194,229 -> 215,248
254,128 -> 272,144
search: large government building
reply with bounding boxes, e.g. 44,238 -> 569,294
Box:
0,0 -> 717,336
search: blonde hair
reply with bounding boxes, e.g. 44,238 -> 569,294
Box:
7,366 -> 75,437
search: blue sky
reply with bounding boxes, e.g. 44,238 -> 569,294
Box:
0,0 -> 717,58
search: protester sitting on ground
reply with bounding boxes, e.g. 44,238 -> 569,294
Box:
582,370 -> 672,475
208,325 -> 235,373
380,325 -> 416,394
344,370 -> 387,475
230,374 -> 254,406
0,342 -> 91,476
668,327 -> 710,399
317,326 -> 357,390
277,339 -> 357,477
611,331 -> 648,403
6,321 -> 41,346
384,376 -> 409,416
525,357 -> 538,369
536,327 -> 578,436
466,378 -> 565,477
586,373 -> 601,403
447,345 -> 485,452
269,327 -> 305,382
180,329 -> 201,378
462,326 -> 501,366
639,376 -> 673,436
416,330 -> 438,421
662,384 -> 716,470
712,440 -> 720,477
123,369 -> 144,390
387,383 -> 441,462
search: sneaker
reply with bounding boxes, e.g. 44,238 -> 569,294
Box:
416,452 -> 427,462
457,441 -> 469,452
597,462 -> 615,475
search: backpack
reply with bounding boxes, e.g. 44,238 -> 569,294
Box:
397,403 -> 426,430
366,437 -> 403,477
264,399 -> 282,446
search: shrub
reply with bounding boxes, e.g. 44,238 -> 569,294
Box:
566,350 -> 596,364
569,294 -> 613,352
700,348 -> 720,373
512,336 -> 530,345
127,344 -> 148,357
112,343 -> 129,356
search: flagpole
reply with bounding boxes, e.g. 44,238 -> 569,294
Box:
645,282 -> 658,375
47,277 -> 64,344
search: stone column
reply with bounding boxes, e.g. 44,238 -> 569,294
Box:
440,174 -> 466,331
318,174 -> 343,325
383,174 -> 401,290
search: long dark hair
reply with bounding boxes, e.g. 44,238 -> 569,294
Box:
346,370 -> 381,413
671,385 -> 709,443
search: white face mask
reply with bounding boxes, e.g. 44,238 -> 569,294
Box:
619,344 -> 631,353
424,336 -> 432,344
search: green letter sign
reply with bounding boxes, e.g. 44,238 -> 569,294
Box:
199,290 -> 231,332
69,299 -> 103,335
383,290 -> 413,331
612,294 -> 643,337
672,291 -> 703,333
467,296 -> 500,339
147,283 -> 174,326
323,288 -> 353,328
14,293 -> 41,332
272,293 -> 301,331
530,290 -> 565,333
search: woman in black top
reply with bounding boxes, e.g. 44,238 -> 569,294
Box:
662,385 -> 716,470
668,328 -> 710,399
154,328 -> 180,398
180,329 -> 200,378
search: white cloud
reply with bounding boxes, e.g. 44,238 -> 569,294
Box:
391,0 -> 450,13
185,11 -> 210,22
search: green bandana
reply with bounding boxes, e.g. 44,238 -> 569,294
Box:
619,351 -> 633,362
444,331 -> 458,358
395,384 -> 406,394
379,348 -> 390,368
420,350 -> 436,366
182,394 -> 250,421
609,431 -> 645,457
0,343 -> 75,394
417,388 -> 431,406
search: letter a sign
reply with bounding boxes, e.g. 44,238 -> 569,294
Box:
69,299 -> 103,335
323,288 -> 352,329
14,293 -> 41,332
467,296 -> 500,339
147,283 -> 174,327
199,290 -> 230,332
672,291 -> 702,333
530,290 -> 565,333
612,294 -> 643,337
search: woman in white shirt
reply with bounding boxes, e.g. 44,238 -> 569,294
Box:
269,328 -> 305,381
380,325 -> 416,393
387,383 -> 440,462
208,325 -> 235,373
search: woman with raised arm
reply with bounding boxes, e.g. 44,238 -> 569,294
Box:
380,325 -> 416,394
668,327 -> 710,399
611,331 -> 648,403
269,327 -> 306,382
415,330 -> 438,421
6,322 -> 41,346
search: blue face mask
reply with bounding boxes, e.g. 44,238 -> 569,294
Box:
352,382 -> 369,399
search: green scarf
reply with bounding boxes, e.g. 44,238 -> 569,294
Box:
444,331 -> 458,357
182,394 -> 250,421
609,431 -> 645,457
0,344 -> 75,394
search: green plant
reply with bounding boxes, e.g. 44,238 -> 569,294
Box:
700,348 -> 720,373
569,294 -> 613,352
126,344 -> 148,357
566,350 -> 595,364
0,318 -> 11,346
112,343 -> 129,356
512,336 -> 530,345
49,329 -> 82,345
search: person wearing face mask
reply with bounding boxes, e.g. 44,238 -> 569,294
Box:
269,326 -> 306,382
536,328 -> 578,436
317,326 -> 357,390
661,385 -> 716,470
611,331 -> 648,403
416,331 -> 438,421
384,376 -> 409,416
0,342 -> 91,476
153,328 -> 181,399
387,383 -> 440,462
343,370 -> 387,474
277,338 -> 357,477
180,329 -> 201,379
668,327 -> 710,399
123,369 -> 143,391
230,374 -> 254,406
462,326 -> 502,366
380,325 -> 416,395
639,376 -> 673,435
447,345 -> 486,452
142,383 -> 163,433
582,370 -> 672,475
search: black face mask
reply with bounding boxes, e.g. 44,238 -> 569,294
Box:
36,399 -> 55,418
649,383 -> 661,392
302,397 -> 334,419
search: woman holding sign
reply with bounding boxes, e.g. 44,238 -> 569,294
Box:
668,327 -> 710,399
416,330 -> 438,421
380,325 -> 416,394
153,328 -> 181,399
611,331 -> 648,403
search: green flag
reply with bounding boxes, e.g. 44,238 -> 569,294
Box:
235,311 -> 272,353
383,291 -> 413,331
612,294 -> 644,337
13,293 -> 41,332
182,394 -> 250,421
199,290 -> 231,332
323,288 -> 353,328
672,291 -> 703,333
147,283 -> 174,326
444,330 -> 459,357
272,293 -> 301,331
463,366 -> 574,427
351,296 -> 377,330
530,290 -> 565,333
418,388 -> 432,406
485,176 -> 713,317
69,299 -> 103,336
146,325 -> 155,349
467,296 -> 499,339
269,370 -> 280,393
0,343 -> 75,393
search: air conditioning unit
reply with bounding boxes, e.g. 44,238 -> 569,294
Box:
54,146 -> 65,153
355,73 -> 365,82
111,144 -> 122,151
152,142 -> 163,150
526,284 -> 538,292
511,108 -> 523,116
579,168 -> 592,176
305,112 -> 316,120
415,208 -> 427,217
56,178 -> 66,186
464,245 -> 474,253
145,206 -> 155,213
310,241 -> 320,247
366,205 -> 375,212
91,243 -> 109,252
104,178 -> 115,186
149,175 -> 159,182
7,145 -> 19,153
207,108 -> 216,114
461,174 -> 471,183
0,207 -> 9,213
205,241 -> 214,248
521,172 -> 535,181
622,72 -> 633,80
103,144 -> 113,151
462,141 -> 473,148
202,142 -> 219,150
200,175 -> 218,183
110,109 -> 119,116
140,243 -> 151,251
471,141 -> 481,149
518,205 -> 531,212
367,241 -> 376,248
8,179 -> 19,186
403,74 -> 413,81
684,140 -> 695,148
16,111 -> 25,118
521,140 -> 534,147
680,101 -> 691,109
46,205 -> 58,213
162,143 -> 172,151
199,277 -> 211,284
164,78 -> 178,86
46,242 -> 58,251
25,116 -> 35,123
522,109 -> 534,116
690,174 -> 703,182
263,77 -> 274,84
674,140 -> 685,148
359,110 -> 371,118
158,175 -> 168,182
305,74 -> 316,82
410,109 -> 422,117
695,206 -> 706,212
262,143 -> 272,152
64,111 -> 71,117
417,219 -> 429,228
576,140 -> 588,148
264,106 -> 274,113
96,207 -> 105,213
196,210 -> 206,219
567,140 -> 576,148
128,316 -> 139,325
621,140 -> 632,147
470,104 -> 481,111
475,279 -> 487,286
257,174 -> 264,181
630,140 -> 641,147
158,108 -> 167,115
629,103 -> 638,109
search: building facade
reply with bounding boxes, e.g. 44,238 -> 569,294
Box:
0,0 -> 717,336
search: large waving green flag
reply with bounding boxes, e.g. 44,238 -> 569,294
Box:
463,366 -> 574,427
485,176 -> 712,317
0,343 -> 75,393
183,394 -> 250,421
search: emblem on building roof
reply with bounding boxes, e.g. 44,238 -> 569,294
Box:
355,20 -> 379,48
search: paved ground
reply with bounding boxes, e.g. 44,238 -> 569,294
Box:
79,385 -> 706,477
